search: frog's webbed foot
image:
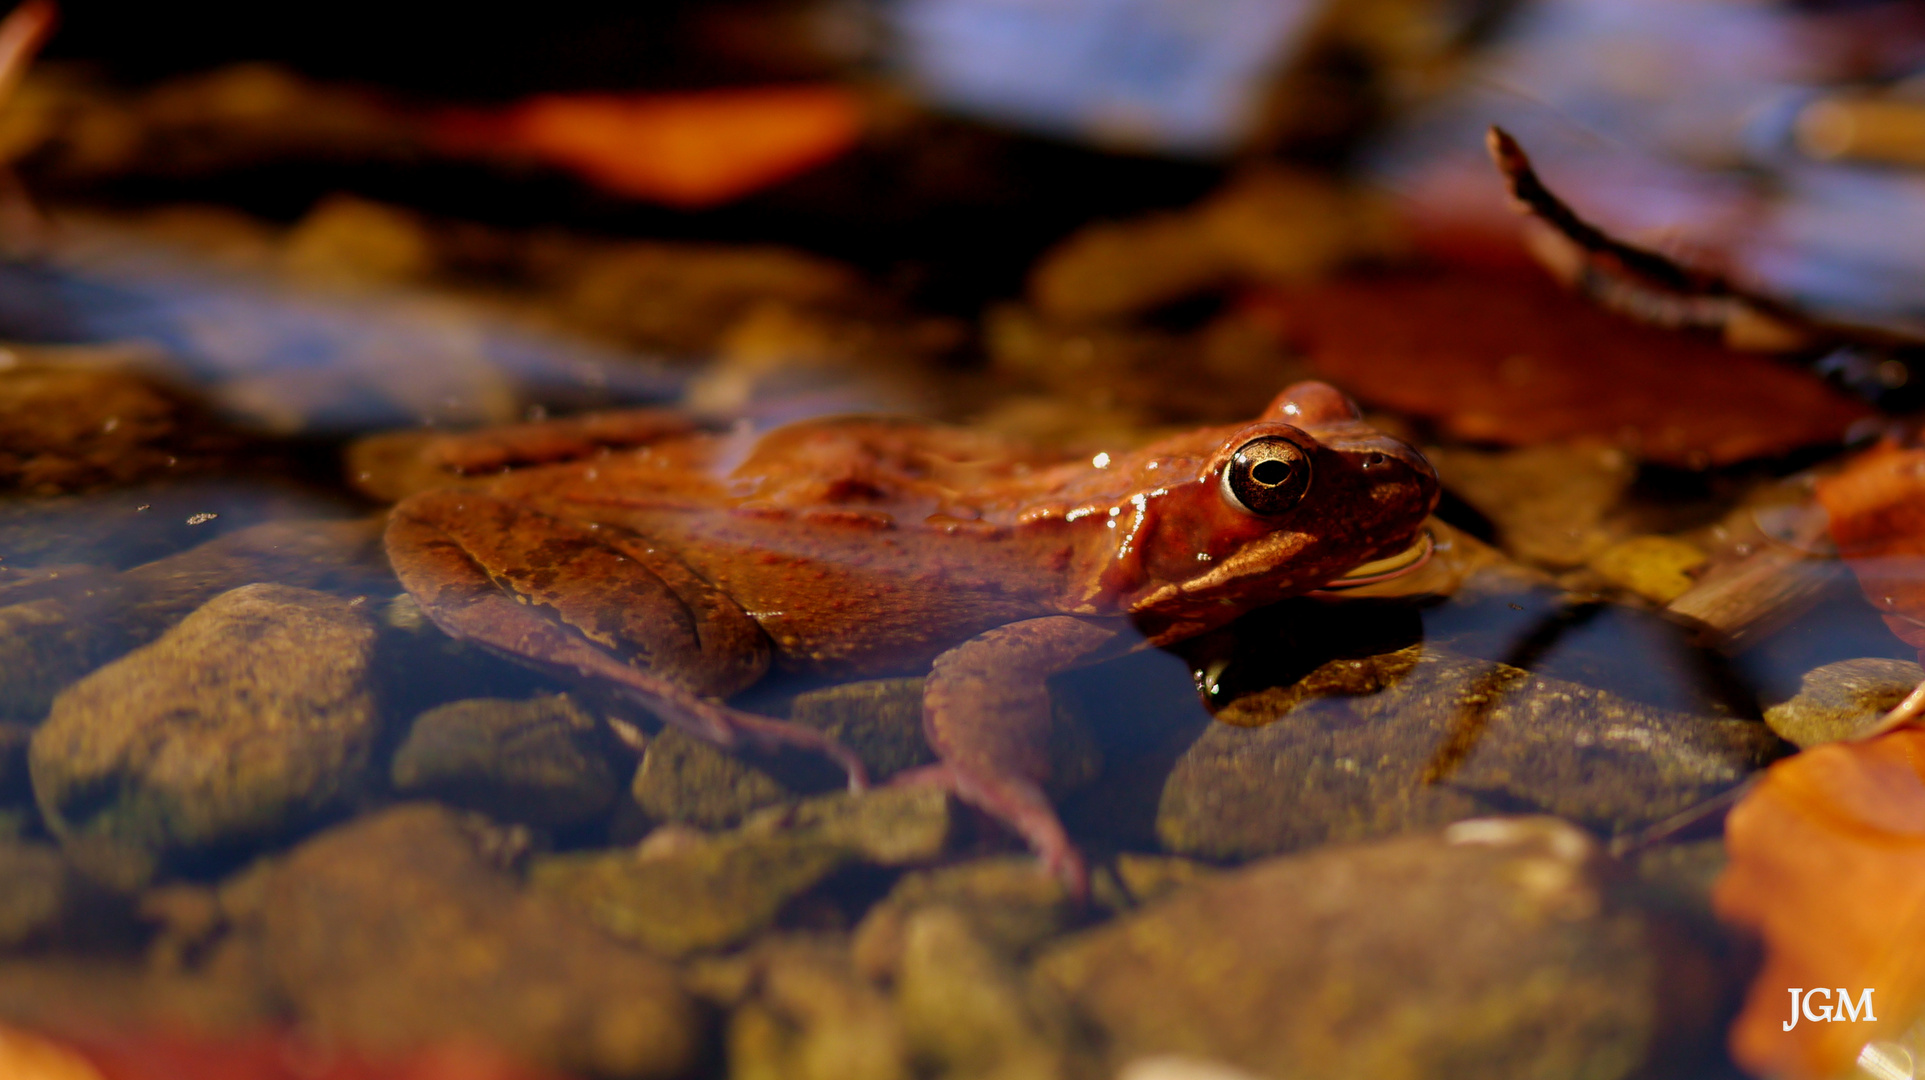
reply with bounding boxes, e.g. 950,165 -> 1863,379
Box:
386,489 -> 869,791
916,616 -> 1121,898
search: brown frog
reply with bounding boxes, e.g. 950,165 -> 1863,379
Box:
373,381 -> 1438,889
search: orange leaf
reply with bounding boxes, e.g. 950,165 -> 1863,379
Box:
1817,439 -> 1925,654
1245,269 -> 1872,468
440,85 -> 862,208
1713,728 -> 1925,1078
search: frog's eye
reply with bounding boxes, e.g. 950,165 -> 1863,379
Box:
1223,436 -> 1312,516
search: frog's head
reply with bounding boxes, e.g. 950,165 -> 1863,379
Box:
1092,381 -> 1439,644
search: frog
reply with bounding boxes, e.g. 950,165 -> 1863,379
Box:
373,381 -> 1439,890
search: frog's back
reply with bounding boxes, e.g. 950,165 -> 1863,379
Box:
478,416 -> 1080,676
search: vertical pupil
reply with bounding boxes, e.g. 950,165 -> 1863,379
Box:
1251,458 -> 1292,487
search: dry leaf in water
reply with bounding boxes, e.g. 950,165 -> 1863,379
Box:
1247,269 -> 1872,467
1817,439 -> 1925,658
1713,728 -> 1925,1078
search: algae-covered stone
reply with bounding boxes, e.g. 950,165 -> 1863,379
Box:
1763,657 -> 1924,747
1629,838 -> 1728,918
788,678 -> 934,781
0,841 -> 128,950
1158,646 -> 1782,860
629,700 -> 928,831
1590,536 -> 1709,605
0,518 -> 389,723
30,584 -> 380,869
724,936 -> 909,1080
0,724 -> 28,808
632,727 -> 796,829
896,906 -> 1080,1080
537,787 -> 953,957
391,694 -> 620,827
532,833 -> 846,958
1038,818 -> 1703,1080
744,786 -> 954,867
1102,853 -> 1219,910
260,803 -> 697,1078
853,856 -> 1080,980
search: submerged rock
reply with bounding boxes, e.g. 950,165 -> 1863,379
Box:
630,727 -> 795,829
1158,646 -> 1782,860
390,694 -> 621,827
0,724 -> 28,808
0,841 -> 129,950
0,517 -> 389,723
535,787 -> 953,958
896,906 -> 1080,1080
1762,657 -> 1924,747
0,723 -> 27,835
788,678 -> 935,782
628,680 -> 936,830
722,936 -> 910,1080
853,856 -> 1081,980
1038,818 -> 1712,1080
259,803 -> 697,1078
30,584 -> 380,876
532,832 -> 845,959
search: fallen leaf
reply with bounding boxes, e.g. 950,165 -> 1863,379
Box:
435,85 -> 862,208
1712,728 -> 1925,1079
1817,438 -> 1925,658
1246,268 -> 1873,467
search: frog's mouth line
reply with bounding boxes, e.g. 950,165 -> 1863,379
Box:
1314,529 -> 1434,590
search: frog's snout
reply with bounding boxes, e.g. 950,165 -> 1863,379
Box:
1340,433 -> 1440,515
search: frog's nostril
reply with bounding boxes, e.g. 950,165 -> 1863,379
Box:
1363,452 -> 1388,469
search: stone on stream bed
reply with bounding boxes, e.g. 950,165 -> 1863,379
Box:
853,856 -> 1084,980
630,727 -> 796,830
0,840 -> 131,951
715,936 -> 911,1080
1762,657 -> 1925,746
1156,646 -> 1784,860
0,724 -> 30,836
1037,817 -> 1720,1080
787,678 -> 934,781
257,803 -> 697,1079
851,853 -> 1217,983
0,518 -> 390,724
533,786 -> 954,957
896,906 -> 1082,1080
390,694 -> 621,827
28,583 -> 380,882
630,678 -> 935,830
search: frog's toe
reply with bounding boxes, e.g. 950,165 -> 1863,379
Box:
719,708 -> 871,792
899,763 -> 1089,899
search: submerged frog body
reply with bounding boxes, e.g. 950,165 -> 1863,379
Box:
378,382 -> 1438,888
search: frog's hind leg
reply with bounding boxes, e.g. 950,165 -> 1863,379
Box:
425,408 -> 700,475
914,616 -> 1121,897
386,489 -> 869,789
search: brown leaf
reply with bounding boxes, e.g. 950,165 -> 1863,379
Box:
1818,439 -> 1925,656
1712,728 -> 1925,1079
1247,269 -> 1872,467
